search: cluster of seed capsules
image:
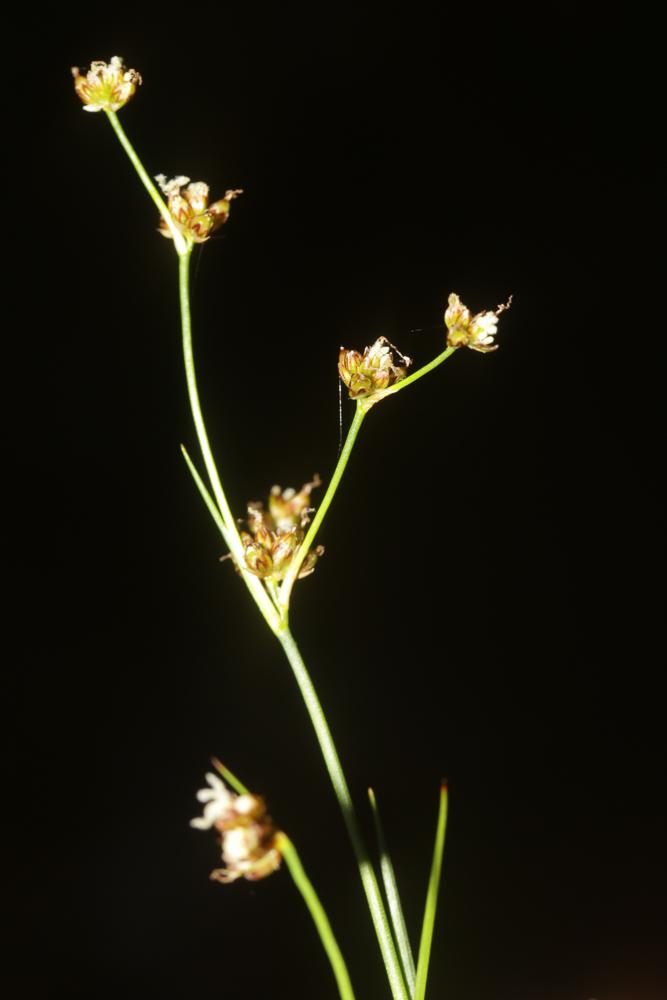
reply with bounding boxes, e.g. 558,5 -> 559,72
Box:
240,476 -> 325,582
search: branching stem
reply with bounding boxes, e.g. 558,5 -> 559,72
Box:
278,626 -> 408,1000
279,402 -> 366,609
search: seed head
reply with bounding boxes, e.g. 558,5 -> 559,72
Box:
445,293 -> 512,353
338,336 -> 411,401
71,56 -> 141,112
191,772 -> 281,883
155,175 -> 242,244
240,477 -> 324,582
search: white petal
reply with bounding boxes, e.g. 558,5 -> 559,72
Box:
190,815 -> 213,829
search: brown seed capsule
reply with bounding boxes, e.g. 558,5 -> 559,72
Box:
338,337 -> 410,400
154,176 -> 242,245
240,478 -> 324,582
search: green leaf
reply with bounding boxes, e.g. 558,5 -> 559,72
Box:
180,443 -> 231,546
368,788 -> 416,996
210,757 -> 249,795
414,783 -> 449,1000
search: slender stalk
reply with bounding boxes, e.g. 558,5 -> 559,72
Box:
366,346 -> 458,409
179,249 -> 235,531
179,252 -> 281,633
103,108 -> 276,631
279,402 -> 366,609
276,832 -> 357,1000
104,111 -> 188,254
279,349 -> 456,609
210,763 -> 355,1000
384,345 -> 457,396
368,788 -> 416,996
278,626 -> 408,1000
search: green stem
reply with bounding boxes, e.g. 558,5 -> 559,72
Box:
209,764 -> 355,1000
103,109 -> 279,628
368,346 -> 458,407
276,832 -> 357,1000
179,251 -> 281,633
278,626 -> 408,1000
179,249 -> 235,531
104,110 -> 188,254
279,402 -> 366,609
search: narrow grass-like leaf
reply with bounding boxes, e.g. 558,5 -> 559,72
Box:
276,832 -> 357,1000
210,757 -> 249,795
368,788 -> 416,996
180,443 -> 231,546
414,783 -> 449,1000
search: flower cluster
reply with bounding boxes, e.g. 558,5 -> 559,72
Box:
71,56 -> 141,113
445,293 -> 511,353
338,337 -> 412,400
191,772 -> 281,883
155,175 -> 243,244
240,476 -> 324,581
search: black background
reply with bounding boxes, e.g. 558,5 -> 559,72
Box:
9,8 -> 665,999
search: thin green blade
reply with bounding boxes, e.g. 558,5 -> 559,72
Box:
414,782 -> 449,1000
210,757 -> 249,795
368,788 -> 417,996
180,443 -> 231,545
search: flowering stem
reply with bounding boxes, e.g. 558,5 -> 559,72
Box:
279,402 -> 366,609
368,345 -> 458,406
101,109 -> 279,627
104,111 -> 188,253
178,250 -> 281,634
209,762 -> 356,1000
178,248 -> 234,531
275,832 -> 357,1000
277,626 -> 408,1000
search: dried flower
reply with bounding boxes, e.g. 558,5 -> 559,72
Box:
240,477 -> 324,581
338,337 -> 411,400
154,175 -> 242,244
71,56 -> 142,113
444,293 -> 512,353
191,772 -> 282,883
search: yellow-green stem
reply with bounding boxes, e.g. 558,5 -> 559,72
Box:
209,764 -> 355,999
279,402 -> 366,609
383,345 -> 457,396
276,833 -> 357,1000
178,251 -> 280,633
104,111 -> 188,253
278,626 -> 408,1000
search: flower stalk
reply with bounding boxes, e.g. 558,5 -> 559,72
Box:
74,56 -> 510,999
192,766 -> 357,1000
178,249 -> 281,633
277,626 -> 409,1000
104,110 -> 189,253
278,402 -> 366,610
276,832 -> 357,1000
